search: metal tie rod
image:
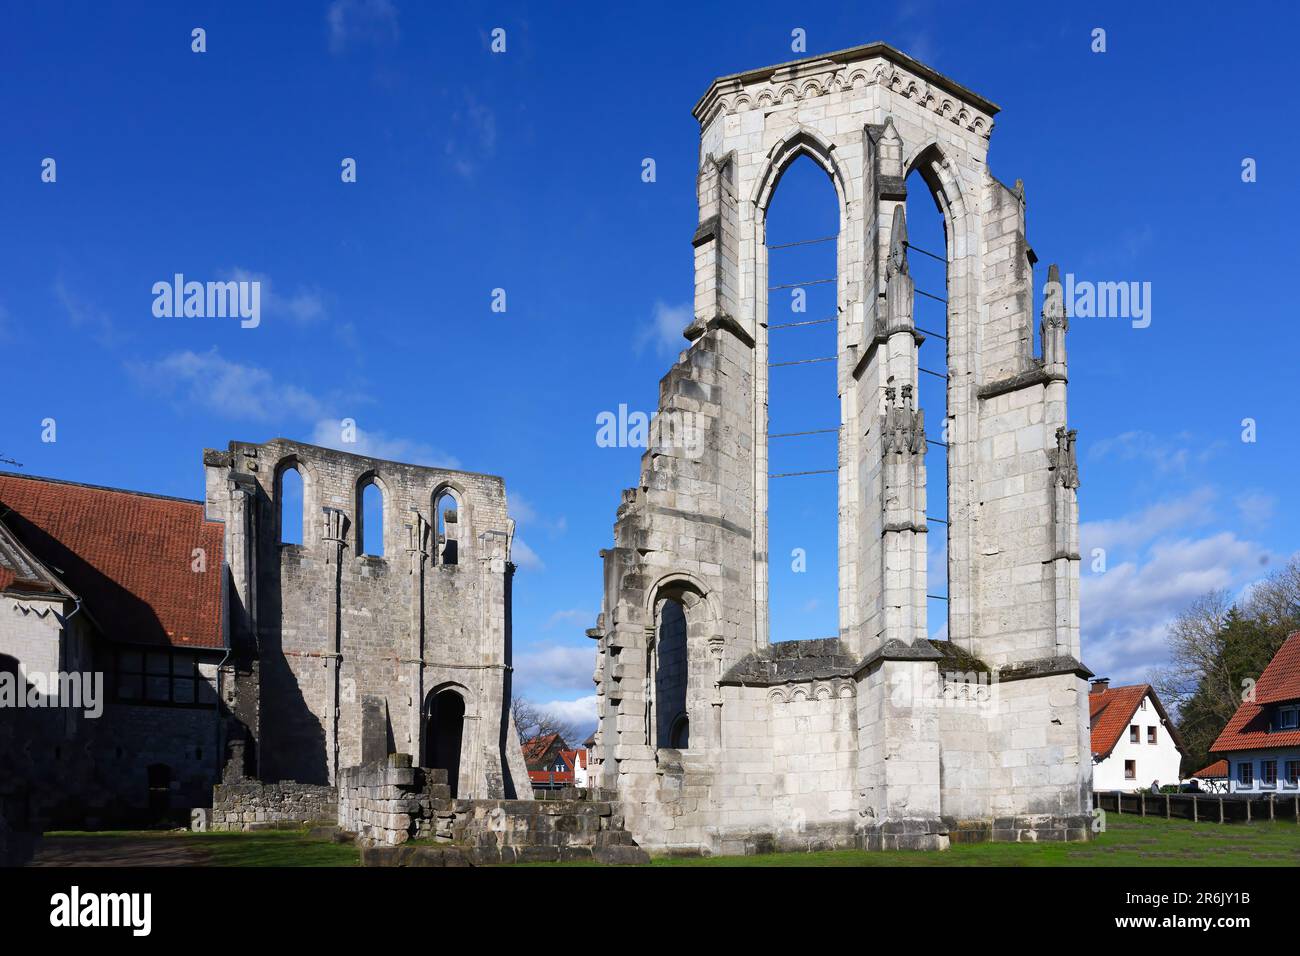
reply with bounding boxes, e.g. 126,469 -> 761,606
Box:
769,278 -> 835,291
916,289 -> 947,304
919,367 -> 948,380
927,438 -> 949,449
769,316 -> 836,330
904,240 -> 946,263
769,469 -> 837,478
770,428 -> 839,438
927,594 -> 949,601
927,516 -> 949,525
916,326 -> 947,341
770,356 -> 835,368
769,235 -> 837,250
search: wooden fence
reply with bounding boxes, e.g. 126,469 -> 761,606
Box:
1094,790 -> 1300,824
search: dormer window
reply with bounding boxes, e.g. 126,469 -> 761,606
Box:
1279,706 -> 1299,731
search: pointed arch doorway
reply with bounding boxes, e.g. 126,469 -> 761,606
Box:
423,687 -> 466,797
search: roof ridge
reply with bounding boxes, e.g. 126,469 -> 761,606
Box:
0,470 -> 202,506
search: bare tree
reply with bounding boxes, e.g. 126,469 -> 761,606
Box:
1242,556 -> 1300,637
1153,563 -> 1298,773
511,696 -> 584,747
1151,590 -> 1234,719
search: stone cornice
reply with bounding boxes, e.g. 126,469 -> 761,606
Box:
977,363 -> 1066,401
692,42 -> 998,136
995,655 -> 1093,684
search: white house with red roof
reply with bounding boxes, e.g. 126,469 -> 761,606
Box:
1209,632 -> 1300,794
1089,679 -> 1187,792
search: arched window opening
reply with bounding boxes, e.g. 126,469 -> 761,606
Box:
278,465 -> 304,545
765,154 -> 840,643
425,688 -> 466,797
654,598 -> 689,748
358,479 -> 385,557
905,167 -> 950,640
434,489 -> 460,566
669,714 -> 690,749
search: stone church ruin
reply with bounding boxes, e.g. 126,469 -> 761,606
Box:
2,41 -> 1093,862
586,42 -> 1092,853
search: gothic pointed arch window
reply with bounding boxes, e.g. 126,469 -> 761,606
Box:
905,154 -> 951,639
763,152 -> 841,644
432,485 -> 464,566
357,474 -> 386,557
277,463 -> 305,546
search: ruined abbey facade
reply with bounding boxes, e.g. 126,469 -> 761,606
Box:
587,43 -> 1092,853
204,438 -> 531,801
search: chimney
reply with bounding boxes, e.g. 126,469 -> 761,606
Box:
1090,678 -> 1109,695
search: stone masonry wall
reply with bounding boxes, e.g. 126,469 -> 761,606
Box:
338,754 -> 647,864
203,438 -> 529,801
591,43 -> 1091,853
209,780 -> 336,831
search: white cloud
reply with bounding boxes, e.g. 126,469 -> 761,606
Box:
1082,527 -> 1274,685
55,280 -> 120,347
225,268 -> 326,325
327,0 -> 399,54
130,349 -> 459,468
537,695 -> 599,729
636,301 -> 690,356
131,349 -> 327,422
309,419 -> 460,468
542,608 -> 592,632
1086,430 -> 1223,476
1080,487 -> 1216,556
1235,492 -> 1276,527
515,644 -> 592,692
444,92 -> 497,180
512,538 -> 544,571
510,490 -> 567,536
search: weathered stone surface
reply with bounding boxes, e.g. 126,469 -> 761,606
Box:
203,438 -> 532,802
588,42 -> 1091,856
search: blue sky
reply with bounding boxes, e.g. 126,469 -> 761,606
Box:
2,1 -> 1298,734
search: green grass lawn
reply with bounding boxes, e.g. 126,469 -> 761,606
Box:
651,816 -> 1300,867
37,815 -> 1299,867
38,829 -> 360,867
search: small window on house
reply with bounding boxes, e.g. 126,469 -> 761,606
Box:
279,465 -> 304,545
360,480 -> 385,557
1139,698 -> 1147,710
1129,725 -> 1139,743
1280,707 -> 1299,730
1124,760 -> 1136,780
1147,726 -> 1157,745
1238,762 -> 1253,787
1286,761 -> 1300,785
1261,760 -> 1277,786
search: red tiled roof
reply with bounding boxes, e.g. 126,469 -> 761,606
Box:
528,769 -> 574,785
1191,759 -> 1228,778
1089,683 -> 1186,760
1089,684 -> 1150,759
1210,633 -> 1300,754
521,732 -> 563,765
1251,632 -> 1300,705
0,473 -> 224,649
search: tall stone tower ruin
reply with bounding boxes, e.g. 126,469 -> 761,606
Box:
588,43 -> 1091,853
